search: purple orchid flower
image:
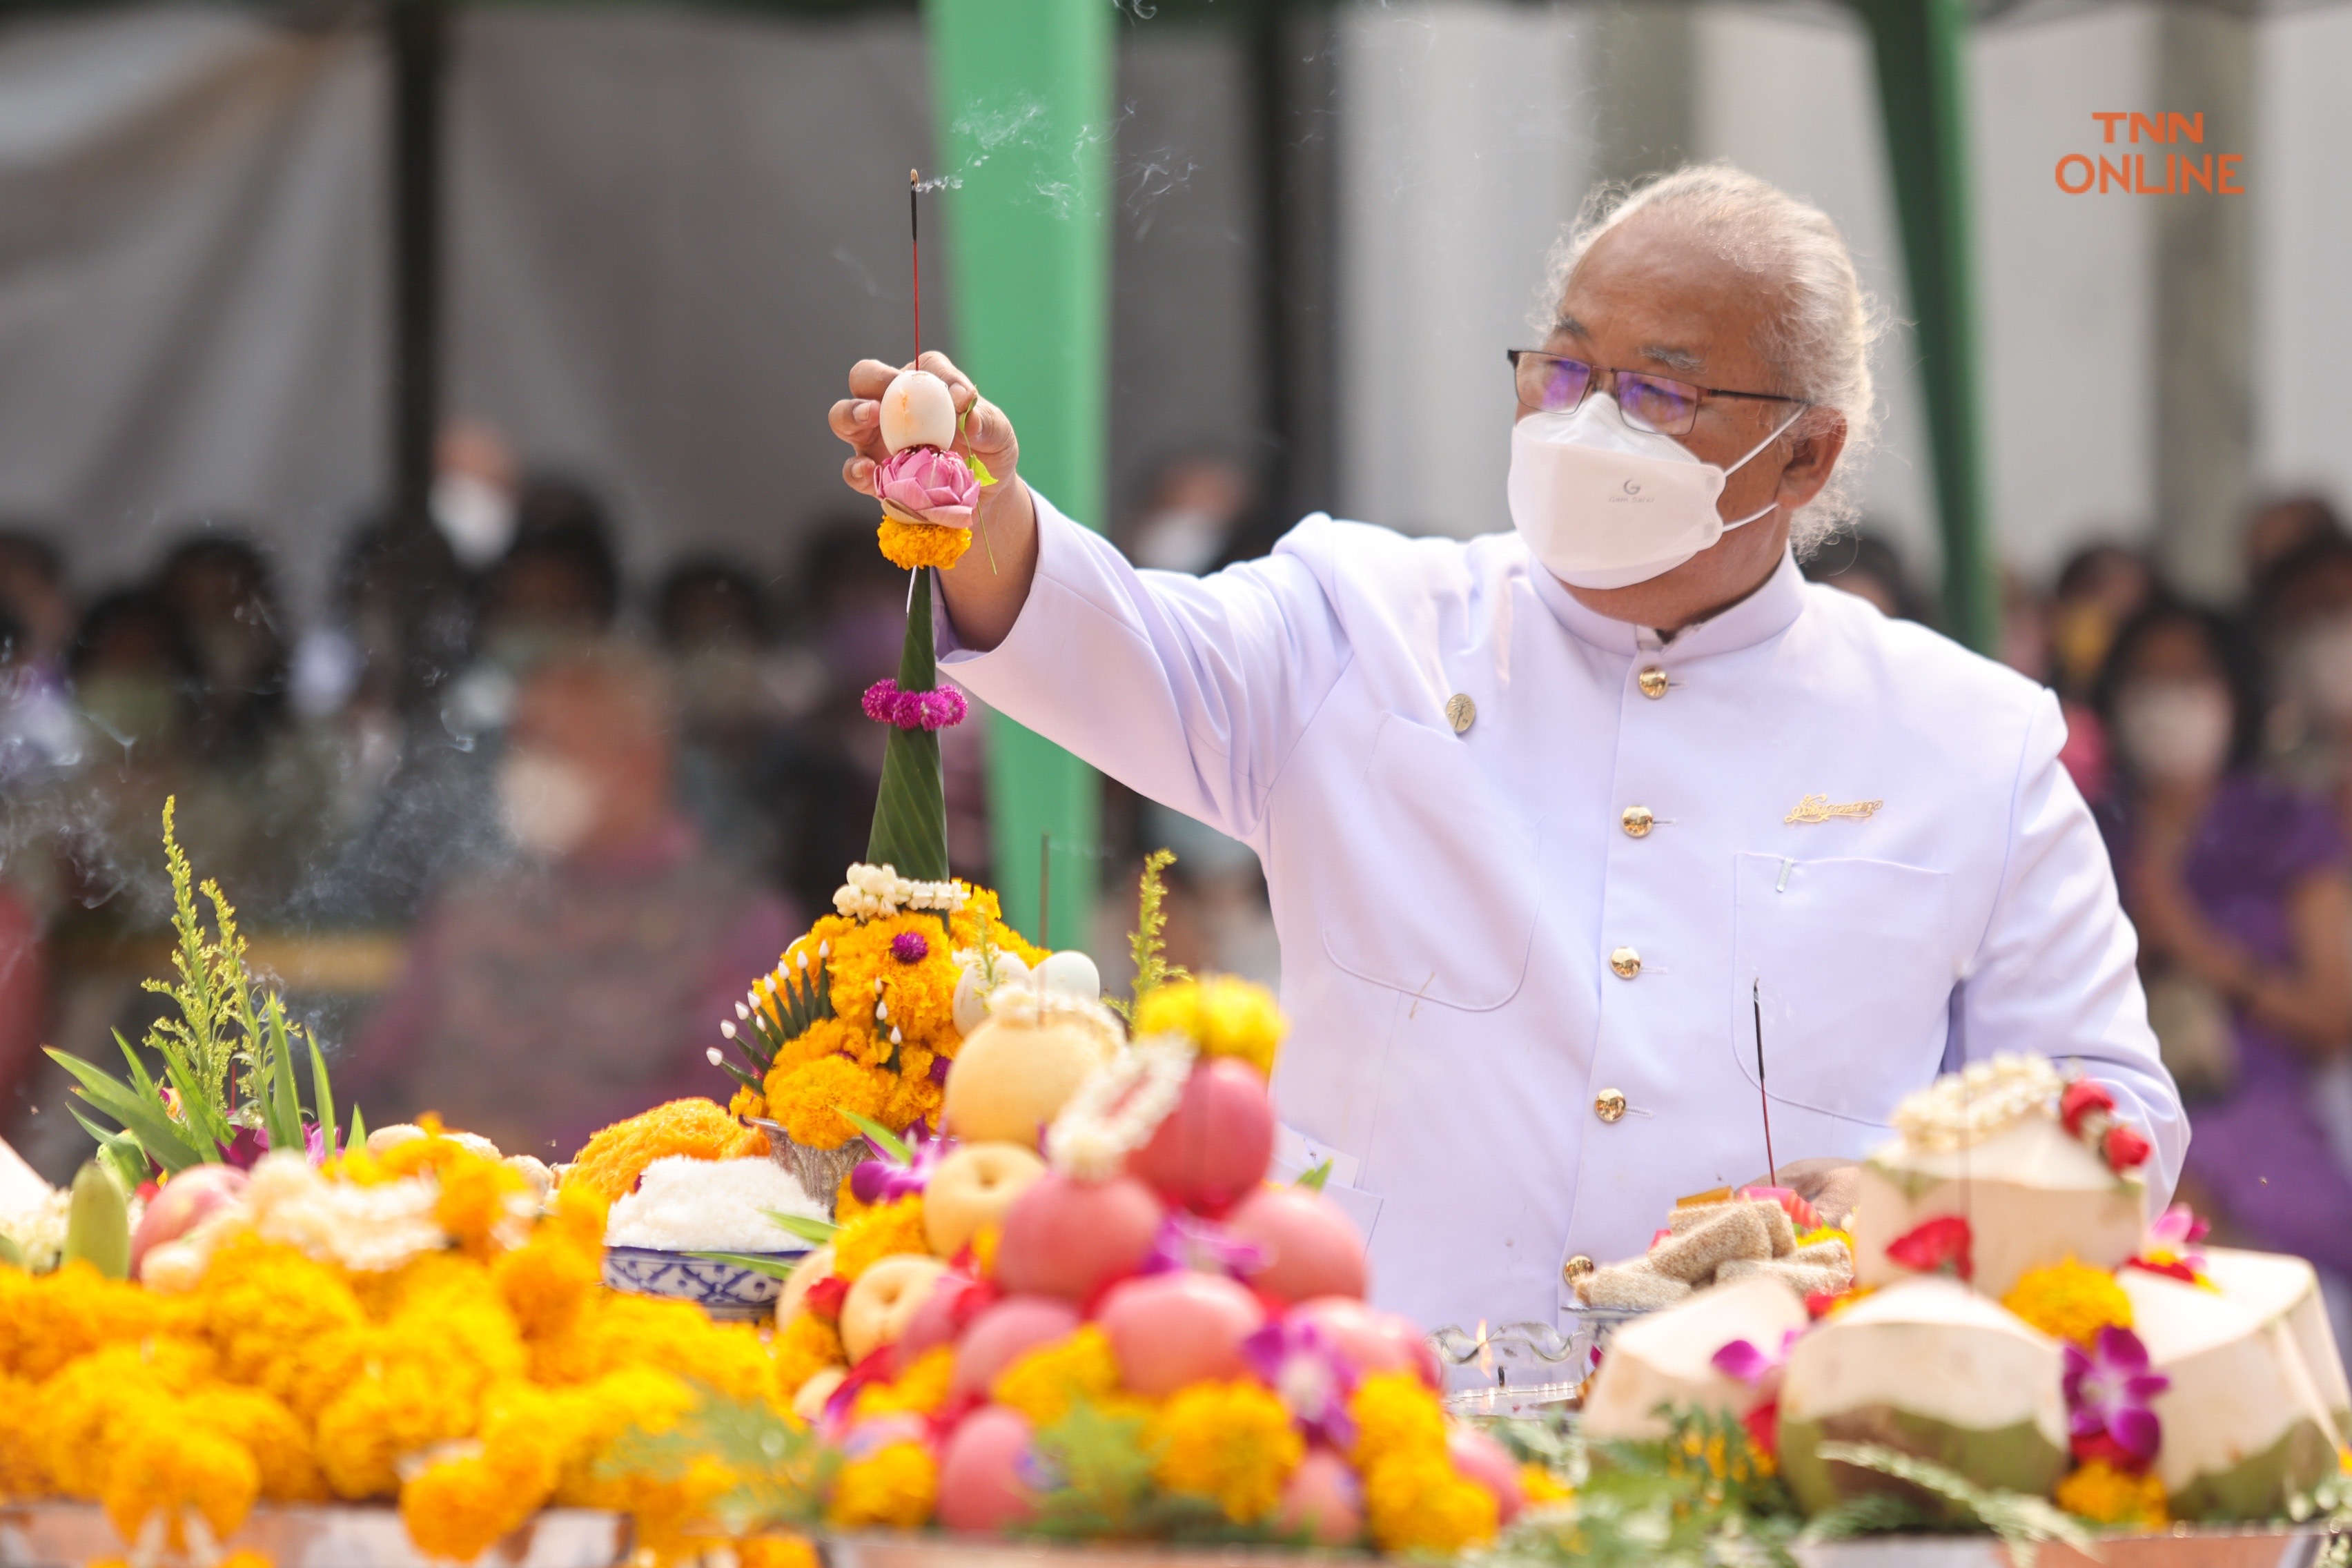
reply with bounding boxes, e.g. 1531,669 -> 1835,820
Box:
1139,1212 -> 1268,1280
222,1120 -> 332,1170
1712,1329 -> 1802,1387
849,1124 -> 943,1206
2064,1324 -> 2170,1463
1242,1317 -> 1359,1447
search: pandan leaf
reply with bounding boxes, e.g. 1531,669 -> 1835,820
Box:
685,1251 -> 807,1280
834,1109 -> 909,1164
1295,1159 -> 1333,1193
307,1030 -> 337,1159
865,569 -> 950,882
46,1048 -> 208,1173
763,1211 -> 839,1246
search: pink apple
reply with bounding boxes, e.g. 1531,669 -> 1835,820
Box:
1288,1297 -> 1438,1386
992,1173 -> 1163,1302
130,1164 -> 247,1280
1126,1058 -> 1276,1216
894,1271 -> 994,1375
937,1406 -> 1040,1534
1097,1271 -> 1266,1397
951,1296 -> 1084,1400
1224,1184 -> 1369,1303
1275,1447 -> 1364,1546
1447,1426 -> 1527,1525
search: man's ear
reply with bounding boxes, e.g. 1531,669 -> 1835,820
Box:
1775,409 -> 1849,511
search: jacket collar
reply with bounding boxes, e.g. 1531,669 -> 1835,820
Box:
1529,546 -> 1809,658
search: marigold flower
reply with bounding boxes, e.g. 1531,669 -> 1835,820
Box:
200,1385 -> 326,1501
767,1056 -> 893,1150
833,1195 -> 930,1282
1133,976 -> 1288,1079
1360,1449 -> 1499,1554
990,1326 -> 1123,1428
2003,1257 -> 2133,1348
1347,1370 -> 1450,1469
101,1404 -> 259,1552
1150,1380 -> 1304,1524
2056,1458 -> 2170,1527
852,1346 -> 957,1422
877,516 -> 972,571
191,1237 -> 366,1405
827,1439 -> 939,1529
567,1099 -> 761,1204
776,1312 -> 848,1395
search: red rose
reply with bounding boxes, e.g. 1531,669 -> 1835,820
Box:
2061,1078 -> 2117,1137
1884,1215 -> 1974,1281
2103,1124 -> 2153,1170
802,1273 -> 850,1324
2071,1430 -> 2145,1471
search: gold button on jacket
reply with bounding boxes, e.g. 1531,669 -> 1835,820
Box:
1609,945 -> 1641,979
1594,1088 -> 1628,1123
1620,805 -> 1654,838
1637,667 -> 1669,698
1444,693 -> 1476,733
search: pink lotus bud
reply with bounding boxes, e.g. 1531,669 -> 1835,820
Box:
878,446 -> 979,527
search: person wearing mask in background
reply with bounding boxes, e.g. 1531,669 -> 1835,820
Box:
2044,544 -> 2157,807
2243,493 -> 2344,594
827,164 -> 2182,1331
655,556 -> 794,890
2095,602 -> 2352,1337
1799,528 -> 1929,625
0,531 -> 81,785
346,643 -> 794,1157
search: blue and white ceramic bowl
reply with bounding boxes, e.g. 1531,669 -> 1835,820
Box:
602,1245 -> 810,1322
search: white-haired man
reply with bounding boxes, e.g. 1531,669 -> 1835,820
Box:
827,164 -> 2182,1331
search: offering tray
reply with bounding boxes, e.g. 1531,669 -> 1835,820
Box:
0,1504 -> 627,1568
1796,1525 -> 2329,1568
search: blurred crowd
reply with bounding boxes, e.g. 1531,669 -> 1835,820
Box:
0,432 -> 1281,1170
1810,493 -> 2352,1303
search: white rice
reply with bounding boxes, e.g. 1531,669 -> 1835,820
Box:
603,1155 -> 827,1252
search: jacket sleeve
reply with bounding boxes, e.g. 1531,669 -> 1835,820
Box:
1959,687 -> 2186,1206
937,492 -> 1353,848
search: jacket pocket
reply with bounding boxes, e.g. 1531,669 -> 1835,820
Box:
1729,851 -> 1957,1125
1320,713 -> 1541,1012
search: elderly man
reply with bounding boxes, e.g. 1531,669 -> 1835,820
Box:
830,164 -> 2183,1331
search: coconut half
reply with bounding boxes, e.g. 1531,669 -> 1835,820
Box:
1851,1109 -> 2144,1300
1580,1273 -> 1807,1442
2117,1268 -> 2340,1520
2199,1245 -> 2352,1444
1778,1277 -> 2067,1516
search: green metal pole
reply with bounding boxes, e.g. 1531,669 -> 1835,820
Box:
925,0 -> 1113,948
1855,0 -> 1999,653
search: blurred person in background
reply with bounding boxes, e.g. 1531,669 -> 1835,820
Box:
2244,493 -> 2344,592
1799,527 -> 1930,623
346,641 -> 794,1156
2046,542 -> 2155,806
2095,602 -> 2352,1313
1124,453 -> 1257,575
432,420 -> 521,573
0,531 -> 81,785
656,556 -> 794,885
441,512 -> 622,743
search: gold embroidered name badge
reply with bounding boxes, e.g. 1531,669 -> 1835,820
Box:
1785,794 -> 1883,825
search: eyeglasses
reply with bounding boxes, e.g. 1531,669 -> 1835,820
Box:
1506,348 -> 1804,438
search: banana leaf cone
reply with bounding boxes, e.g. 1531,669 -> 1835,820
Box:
865,567 -> 950,883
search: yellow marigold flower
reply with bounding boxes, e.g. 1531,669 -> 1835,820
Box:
534,1292 -> 784,1409
1361,1449 -> 1500,1555
834,1173 -> 870,1223
1150,1380 -> 1304,1524
0,1260 -> 184,1381
2056,1460 -> 2169,1528
218,1553 -> 274,1568
833,1195 -> 930,1282
943,889 -> 1049,972
101,1395 -> 261,1551
1133,976 -> 1288,1078
776,1313 -> 849,1393
567,1098 -> 759,1204
877,517 -> 972,572
2003,1258 -> 2133,1348
767,1056 -> 892,1150
1348,1370 -> 1449,1469
35,1341 -> 219,1496
198,1386 -> 325,1501
881,1075 -> 945,1136
729,1084 -> 769,1121
769,1014 -> 871,1073
549,1366 -> 702,1507
191,1237 -> 366,1407
436,1148 -> 534,1259
827,1440 -> 939,1530
853,1346 -> 957,1422
1521,1461 -> 1573,1507
990,1326 -> 1122,1428
400,1382 -> 568,1562
0,1374 -> 42,1498
314,1356 -> 478,1499
826,913 -> 963,1054
493,1222 -> 604,1341
736,1536 -> 822,1568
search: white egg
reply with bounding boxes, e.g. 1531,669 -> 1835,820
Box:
879,369 -> 957,454
952,950 -> 1032,1037
1034,948 -> 1102,1002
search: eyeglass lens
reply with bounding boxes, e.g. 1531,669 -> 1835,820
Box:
1513,352 -> 1703,436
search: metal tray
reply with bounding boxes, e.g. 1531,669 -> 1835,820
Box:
0,1504 -> 628,1568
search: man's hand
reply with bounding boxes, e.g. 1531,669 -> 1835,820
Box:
1750,1157 -> 1862,1228
829,351 -> 1039,651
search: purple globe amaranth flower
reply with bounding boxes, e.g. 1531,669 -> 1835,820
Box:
877,446 -> 979,527
861,678 -> 969,732
891,930 -> 931,964
2064,1324 -> 2170,1464
1139,1212 -> 1268,1280
1242,1317 -> 1360,1447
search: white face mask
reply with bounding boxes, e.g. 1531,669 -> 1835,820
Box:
498,749 -> 600,856
2115,680 -> 2234,785
433,471 -> 517,571
1505,394 -> 1805,589
1132,507 -> 1230,575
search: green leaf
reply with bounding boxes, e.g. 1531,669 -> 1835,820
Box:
350,1103 -> 368,1151
46,1048 -> 208,1173
307,1030 -> 337,1159
1809,1441 -> 2092,1565
69,1110 -> 153,1193
968,453 -> 996,487
259,999 -> 306,1154
865,568 -> 950,882
1295,1159 -> 1333,1193
763,1211 -> 839,1246
1028,1398 -> 1163,1538
834,1108 -> 910,1163
0,1233 -> 23,1271
685,1251 -> 806,1280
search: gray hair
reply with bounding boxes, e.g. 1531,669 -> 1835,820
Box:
1538,163 -> 1888,551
